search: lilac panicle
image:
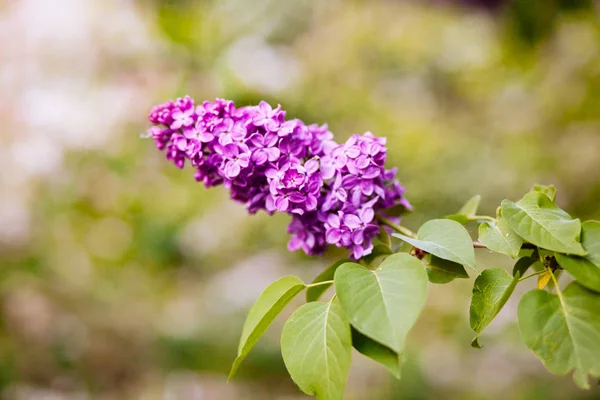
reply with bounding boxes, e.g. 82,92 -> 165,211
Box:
148,96 -> 410,259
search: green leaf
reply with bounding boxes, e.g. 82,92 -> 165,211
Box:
281,300 -> 352,400
501,192 -> 586,256
458,194 -> 482,216
351,327 -> 401,379
582,221 -> 600,266
470,268 -> 520,348
380,203 -> 411,218
392,219 -> 476,270
478,218 -> 523,259
334,253 -> 428,353
512,256 -> 535,277
229,276 -> 305,379
518,282 -> 600,389
306,259 -> 348,303
361,244 -> 393,265
532,184 -> 557,201
555,254 -> 600,293
377,226 -> 392,248
424,254 -> 469,284
446,195 -> 481,225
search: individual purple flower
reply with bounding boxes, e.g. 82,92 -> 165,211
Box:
149,126 -> 172,150
165,143 -> 186,169
307,123 -> 336,157
188,122 -> 215,143
322,173 -> 347,212
287,212 -> 327,256
278,135 -> 307,161
353,136 -> 386,169
330,136 -> 361,169
342,167 -> 381,198
215,143 -> 250,178
324,212 -> 352,247
252,101 -> 283,131
266,160 -> 321,214
343,207 -> 378,246
277,119 -> 301,138
170,107 -> 195,130
196,100 -> 224,131
215,118 -> 247,145
149,105 -> 172,126
248,132 -> 280,165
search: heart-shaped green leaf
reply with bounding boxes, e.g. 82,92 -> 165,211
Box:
424,254 -> 469,284
501,192 -> 586,255
470,268 -> 520,348
582,220 -> 600,266
306,259 -> 348,303
478,218 -> 523,259
229,276 -> 305,379
518,282 -> 600,389
281,300 -> 352,400
334,253 -> 428,353
351,327 -> 401,379
392,219 -> 476,269
555,254 -> 600,293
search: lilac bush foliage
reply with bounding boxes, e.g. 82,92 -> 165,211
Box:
149,98 -> 600,394
148,96 -> 410,259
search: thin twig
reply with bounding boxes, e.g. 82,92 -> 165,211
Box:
468,215 -> 496,222
375,215 -> 417,238
518,270 -> 546,282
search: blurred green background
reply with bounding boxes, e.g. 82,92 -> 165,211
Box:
2,0 -> 600,398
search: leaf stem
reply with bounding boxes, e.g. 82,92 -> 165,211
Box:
468,215 -> 496,222
549,267 -> 562,293
518,270 -> 546,282
306,280 -> 334,288
375,215 -> 417,238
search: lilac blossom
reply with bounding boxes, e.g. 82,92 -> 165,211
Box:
147,96 -> 410,259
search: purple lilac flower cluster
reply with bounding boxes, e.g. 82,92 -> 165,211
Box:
148,96 -> 410,259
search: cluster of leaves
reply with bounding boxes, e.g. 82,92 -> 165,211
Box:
229,185 -> 600,399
